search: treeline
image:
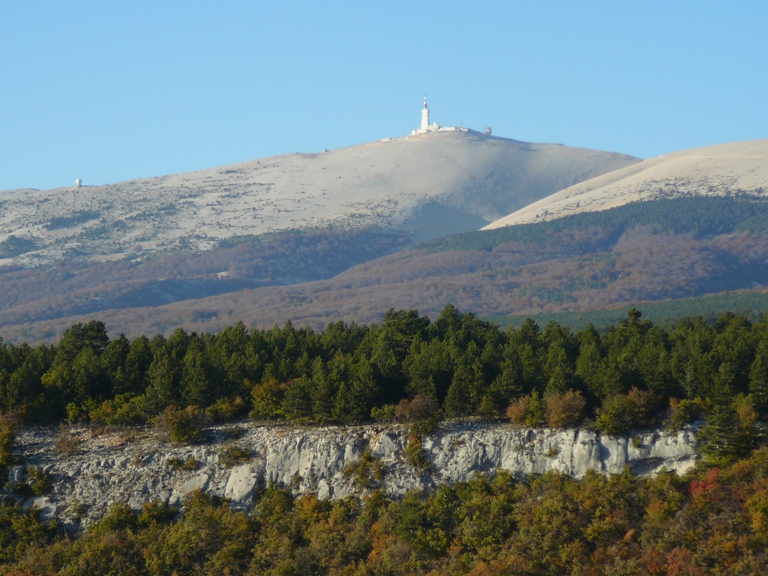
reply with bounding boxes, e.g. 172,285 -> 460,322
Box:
1,306 -> 767,455
422,195 -> 768,253
492,289 -> 768,332
2,450 -> 768,574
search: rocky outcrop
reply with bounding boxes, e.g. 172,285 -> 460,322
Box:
7,422 -> 699,530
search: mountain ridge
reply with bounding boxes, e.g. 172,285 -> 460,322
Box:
0,129 -> 638,267
484,139 -> 768,229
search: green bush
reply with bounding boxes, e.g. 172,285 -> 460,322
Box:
404,435 -> 432,471
166,457 -> 201,471
205,396 -> 248,423
667,397 -> 707,432
595,388 -> 656,435
218,445 -> 252,467
371,404 -> 396,423
0,416 -> 15,488
138,500 -> 177,528
249,379 -> 285,421
156,406 -> 206,444
343,450 -> 385,488
27,466 -> 54,496
87,394 -> 146,426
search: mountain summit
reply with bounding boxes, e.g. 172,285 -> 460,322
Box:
0,130 -> 637,267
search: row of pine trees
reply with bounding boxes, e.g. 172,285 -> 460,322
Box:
0,305 -> 767,458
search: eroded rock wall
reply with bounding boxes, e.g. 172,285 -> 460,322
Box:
8,422 -> 699,530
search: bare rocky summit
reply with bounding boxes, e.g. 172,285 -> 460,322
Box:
0,130 -> 637,267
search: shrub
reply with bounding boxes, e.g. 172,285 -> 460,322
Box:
92,503 -> 138,534
545,447 -> 559,458
66,402 -> 87,424
371,404 -> 396,423
221,426 -> 246,440
88,394 -> 146,426
404,435 -> 432,471
395,393 -> 440,423
343,450 -> 385,488
27,466 -> 54,496
138,501 -> 177,528
595,387 -> 657,435
218,445 -> 252,467
54,426 -> 82,456
395,393 -> 441,435
249,379 -> 285,421
205,396 -> 248,423
156,406 -> 206,444
667,397 -> 707,432
506,395 -> 530,425
166,457 -> 201,471
506,392 -> 545,427
544,390 -> 586,428
0,415 -> 15,468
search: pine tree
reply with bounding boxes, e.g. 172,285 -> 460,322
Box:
443,352 -> 484,417
180,339 -> 214,407
144,347 -> 181,413
309,358 -> 335,422
749,345 -> 768,418
699,374 -> 748,463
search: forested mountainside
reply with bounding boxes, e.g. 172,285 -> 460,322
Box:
492,289 -> 768,332
7,195 -> 768,342
0,306 -> 765,458
0,226 -> 410,328
1,308 -> 768,573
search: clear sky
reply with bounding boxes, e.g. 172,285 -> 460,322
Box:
2,1 -> 767,191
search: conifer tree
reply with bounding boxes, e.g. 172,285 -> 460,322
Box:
310,358 -> 335,422
699,369 -> 748,462
444,349 -> 484,417
180,339 -> 214,407
749,344 -> 768,418
145,347 -> 181,413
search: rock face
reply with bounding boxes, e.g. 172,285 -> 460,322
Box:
9,422 -> 698,530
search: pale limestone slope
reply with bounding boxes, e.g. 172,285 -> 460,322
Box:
14,422 -> 698,528
0,130 -> 637,266
484,139 -> 768,230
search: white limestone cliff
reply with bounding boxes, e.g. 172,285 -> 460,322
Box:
8,422 -> 699,530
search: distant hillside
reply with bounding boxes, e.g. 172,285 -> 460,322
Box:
488,289 -> 768,332
0,130 -> 637,267
6,196 -> 768,342
485,139 -> 768,229
0,226 -> 410,328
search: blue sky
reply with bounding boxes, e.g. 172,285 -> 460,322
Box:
2,1 -> 767,191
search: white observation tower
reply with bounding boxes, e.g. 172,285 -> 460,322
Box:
410,96 -> 466,135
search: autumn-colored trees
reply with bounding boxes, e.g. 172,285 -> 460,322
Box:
4,450 -> 768,573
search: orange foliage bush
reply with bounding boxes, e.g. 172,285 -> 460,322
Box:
544,390 -> 586,428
